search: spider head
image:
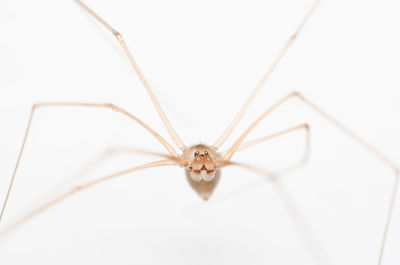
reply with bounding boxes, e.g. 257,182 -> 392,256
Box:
181,144 -> 223,182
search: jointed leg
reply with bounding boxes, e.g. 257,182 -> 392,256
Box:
225,92 -> 399,265
273,178 -> 332,265
213,0 -> 320,149
75,0 -> 186,151
236,123 -> 310,163
0,102 -> 178,224
0,159 -> 176,237
220,123 -> 310,176
226,162 -> 331,265
31,145 -> 181,207
225,92 -> 398,169
37,103 -> 177,156
212,125 -> 311,207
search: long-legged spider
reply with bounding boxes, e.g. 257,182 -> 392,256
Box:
1,0 -> 399,264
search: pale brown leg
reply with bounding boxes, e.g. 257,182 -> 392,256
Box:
30,146 -> 179,207
0,102 -> 178,224
75,0 -> 186,151
273,178 -> 332,265
213,0 -> 320,149
0,159 -> 176,237
237,123 -> 310,162
226,162 -> 332,265
213,125 -> 310,206
225,92 -> 399,265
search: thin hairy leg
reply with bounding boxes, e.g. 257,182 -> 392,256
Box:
220,123 -> 310,175
226,161 -> 331,265
272,178 -> 332,265
209,126 -> 311,207
238,123 -> 311,175
0,159 -> 177,237
237,123 -> 310,162
213,0 -> 320,149
0,102 -> 178,224
30,146 -> 181,209
225,92 -> 399,265
52,146 -> 175,189
75,0 -> 186,150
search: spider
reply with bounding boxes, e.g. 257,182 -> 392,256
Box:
0,1 -> 398,264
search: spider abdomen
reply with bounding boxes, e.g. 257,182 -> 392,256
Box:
185,169 -> 221,201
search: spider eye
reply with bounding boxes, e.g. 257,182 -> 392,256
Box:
204,151 -> 209,155
194,151 -> 199,157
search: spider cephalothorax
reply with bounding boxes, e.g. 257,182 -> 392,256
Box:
181,144 -> 224,200
181,144 -> 223,182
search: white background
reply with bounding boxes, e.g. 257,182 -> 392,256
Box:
0,0 -> 399,264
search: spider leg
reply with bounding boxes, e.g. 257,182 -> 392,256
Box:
237,123 -> 310,163
226,161 -> 332,265
75,0 -> 186,150
213,0 -> 320,149
0,159 -> 177,237
0,102 -> 178,224
211,125 -> 310,207
30,145 -> 181,208
273,177 -> 332,265
225,92 -> 399,265
219,123 -> 310,177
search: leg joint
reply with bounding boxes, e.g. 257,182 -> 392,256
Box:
290,33 -> 298,41
71,186 -> 83,194
32,103 -> 41,109
104,103 -> 116,110
302,123 -> 310,130
112,29 -> 121,37
290,91 -> 304,99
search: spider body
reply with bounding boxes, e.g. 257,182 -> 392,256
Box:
181,144 -> 224,200
0,1 -> 398,264
185,169 -> 222,201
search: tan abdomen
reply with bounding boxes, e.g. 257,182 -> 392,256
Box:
185,169 -> 221,201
